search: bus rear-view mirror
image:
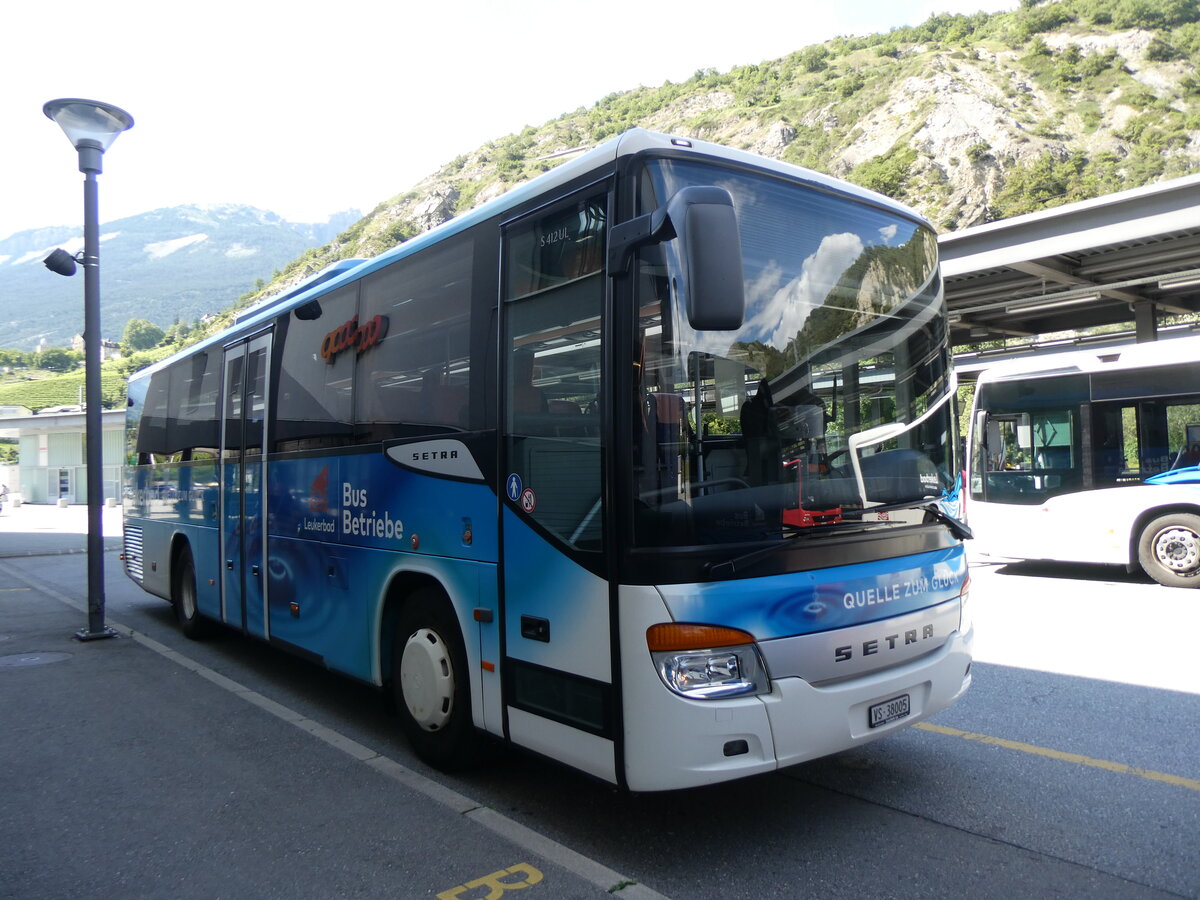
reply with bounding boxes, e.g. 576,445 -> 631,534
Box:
663,186 -> 746,332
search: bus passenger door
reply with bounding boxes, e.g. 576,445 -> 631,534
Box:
220,331 -> 273,639
499,189 -> 615,783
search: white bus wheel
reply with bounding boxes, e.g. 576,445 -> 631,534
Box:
392,587 -> 485,769
1138,513 -> 1200,588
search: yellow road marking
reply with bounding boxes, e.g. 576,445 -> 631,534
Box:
438,863 -> 543,900
915,722 -> 1200,792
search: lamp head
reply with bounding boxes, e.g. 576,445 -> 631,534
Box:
43,98 -> 134,153
44,248 -> 79,277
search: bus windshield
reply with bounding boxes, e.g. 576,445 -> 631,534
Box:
631,158 -> 954,549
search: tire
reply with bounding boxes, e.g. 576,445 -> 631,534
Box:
173,549 -> 213,639
1137,513 -> 1200,588
393,587 -> 483,770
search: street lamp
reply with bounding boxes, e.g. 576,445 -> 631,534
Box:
43,98 -> 134,642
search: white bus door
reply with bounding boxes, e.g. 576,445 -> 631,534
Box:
220,332 -> 272,639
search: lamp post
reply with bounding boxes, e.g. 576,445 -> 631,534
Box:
43,98 -> 134,642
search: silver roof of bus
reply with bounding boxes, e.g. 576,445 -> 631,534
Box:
975,332 -> 1200,385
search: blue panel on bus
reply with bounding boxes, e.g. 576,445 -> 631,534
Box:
656,546 -> 966,640
267,453 -> 498,561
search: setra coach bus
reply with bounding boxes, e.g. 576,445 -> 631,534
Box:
123,129 -> 972,791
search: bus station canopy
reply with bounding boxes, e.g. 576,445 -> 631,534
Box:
939,172 -> 1200,348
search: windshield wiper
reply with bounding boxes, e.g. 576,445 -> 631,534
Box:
705,520 -> 870,579
705,500 -> 971,580
843,499 -> 973,541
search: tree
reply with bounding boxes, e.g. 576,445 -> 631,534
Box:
121,318 -> 165,354
0,348 -> 30,369
35,347 -> 80,372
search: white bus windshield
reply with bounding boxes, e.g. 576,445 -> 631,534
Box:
631,158 -> 954,548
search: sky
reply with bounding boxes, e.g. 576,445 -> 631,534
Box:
1,0 -> 1018,242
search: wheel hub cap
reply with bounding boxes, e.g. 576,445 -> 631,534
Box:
400,628 -> 454,731
1154,527 -> 1200,574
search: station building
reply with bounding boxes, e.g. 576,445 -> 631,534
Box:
0,406 -> 125,504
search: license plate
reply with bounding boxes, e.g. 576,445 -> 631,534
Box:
869,694 -> 911,728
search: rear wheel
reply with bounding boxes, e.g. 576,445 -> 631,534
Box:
1138,513 -> 1200,588
393,588 -> 483,770
173,549 -> 213,639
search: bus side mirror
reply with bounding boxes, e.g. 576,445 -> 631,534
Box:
608,185 -> 745,332
665,187 -> 745,332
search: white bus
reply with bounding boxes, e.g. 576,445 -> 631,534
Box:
966,336 -> 1200,587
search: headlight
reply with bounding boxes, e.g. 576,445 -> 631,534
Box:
647,623 -> 770,700
958,572 -> 972,636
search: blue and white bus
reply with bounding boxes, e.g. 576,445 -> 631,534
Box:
123,129 -> 972,791
966,335 -> 1200,587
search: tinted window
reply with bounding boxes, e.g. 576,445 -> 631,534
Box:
170,350 -> 220,454
505,196 -> 605,297
355,236 -> 473,440
275,285 -> 357,450
137,370 -> 170,456
136,352 -> 219,458
504,192 -> 606,553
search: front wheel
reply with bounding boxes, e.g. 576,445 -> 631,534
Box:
393,588 -> 484,770
1137,513 -> 1200,588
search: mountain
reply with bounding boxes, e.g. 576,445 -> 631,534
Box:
239,0 -> 1200,308
0,205 -> 360,350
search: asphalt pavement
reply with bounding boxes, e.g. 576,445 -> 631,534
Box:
0,503 -> 662,900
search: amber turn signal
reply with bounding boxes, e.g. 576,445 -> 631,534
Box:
646,623 -> 756,652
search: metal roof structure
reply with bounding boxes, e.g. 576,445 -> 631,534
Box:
939,172 -> 1200,348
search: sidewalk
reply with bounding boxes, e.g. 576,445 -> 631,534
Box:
0,505 -> 658,899
0,501 -> 124,557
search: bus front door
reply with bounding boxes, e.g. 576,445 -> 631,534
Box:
219,331 -> 272,639
499,190 -> 614,783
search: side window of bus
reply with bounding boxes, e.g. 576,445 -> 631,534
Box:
170,349 -> 220,456
136,353 -> 220,460
137,369 -> 171,457
355,235 -> 473,441
504,193 -> 606,552
274,285 -> 357,451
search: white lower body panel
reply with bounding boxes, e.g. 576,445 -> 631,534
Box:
619,585 -> 973,792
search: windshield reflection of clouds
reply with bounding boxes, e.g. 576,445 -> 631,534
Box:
670,170 -> 933,363
744,231 -> 865,350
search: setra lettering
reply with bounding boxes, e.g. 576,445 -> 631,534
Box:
412,449 -> 458,462
835,622 -> 937,662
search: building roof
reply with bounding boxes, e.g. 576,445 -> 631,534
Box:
940,172 -> 1200,346
0,408 -> 124,440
